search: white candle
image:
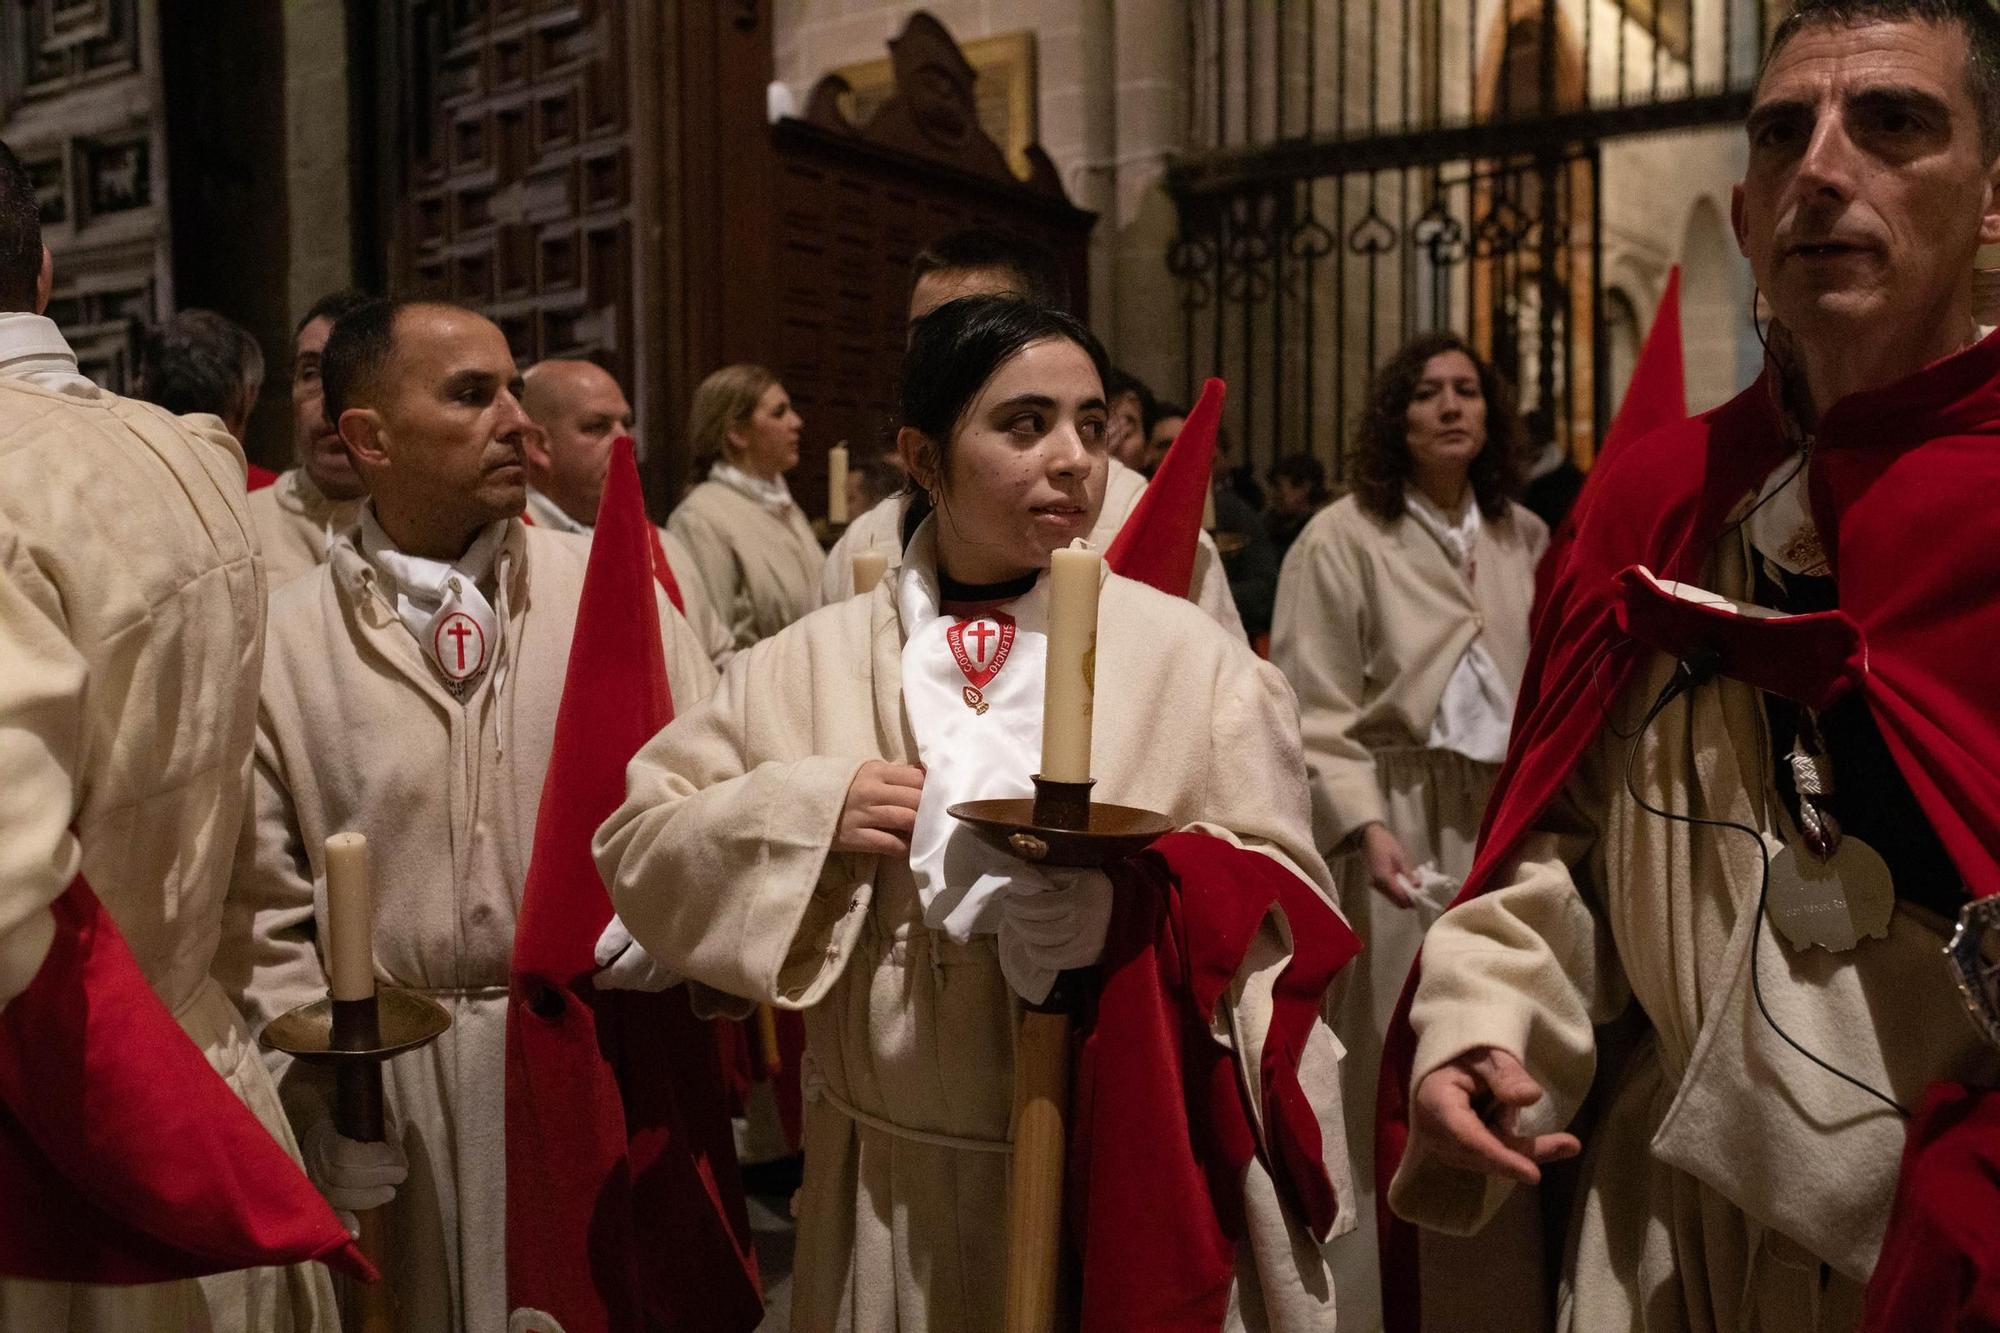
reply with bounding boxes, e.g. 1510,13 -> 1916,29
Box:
852,549 -> 889,595
324,832 -> 377,1003
1202,483 -> 1217,533
1039,541 -> 1102,783
827,443 -> 849,525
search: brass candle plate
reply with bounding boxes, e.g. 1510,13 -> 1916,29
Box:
261,987 -> 452,1063
948,798 -> 1174,868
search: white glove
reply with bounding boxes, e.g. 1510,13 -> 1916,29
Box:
304,1118 -> 407,1225
592,914 -> 680,992
997,866 -> 1114,1004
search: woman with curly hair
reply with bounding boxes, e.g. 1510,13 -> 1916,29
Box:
1270,330 -> 1548,1331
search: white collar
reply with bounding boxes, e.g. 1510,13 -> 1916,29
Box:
1405,488 -> 1482,569
357,505 -> 508,608
709,460 -> 795,514
525,487 -> 592,535
0,312 -> 99,398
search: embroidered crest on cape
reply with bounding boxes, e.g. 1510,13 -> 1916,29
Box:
945,612 -> 1015,715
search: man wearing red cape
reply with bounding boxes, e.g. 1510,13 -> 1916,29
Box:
1378,3 -> 2000,1330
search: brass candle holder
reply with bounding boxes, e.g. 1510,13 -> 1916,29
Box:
949,775 -> 1172,869
263,988 -> 451,1333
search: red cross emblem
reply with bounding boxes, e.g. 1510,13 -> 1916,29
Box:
431,610 -> 487,682
945,612 -> 1014,714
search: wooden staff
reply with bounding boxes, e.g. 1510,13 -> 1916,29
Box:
1005,975 -> 1078,1333
755,1003 -> 783,1075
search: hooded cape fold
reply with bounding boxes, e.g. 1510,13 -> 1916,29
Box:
0,876 -> 369,1284
1072,833 -> 1358,1331
1373,329 -> 2000,1331
504,439 -> 759,1333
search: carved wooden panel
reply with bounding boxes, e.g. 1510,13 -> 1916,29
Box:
773,13 -> 1093,516
2,0 -> 168,392
383,0 -> 636,397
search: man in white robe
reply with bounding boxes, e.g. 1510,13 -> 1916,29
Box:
246,290 -> 372,589
0,141 -> 336,1333
520,357 -> 733,667
219,299 -> 718,1333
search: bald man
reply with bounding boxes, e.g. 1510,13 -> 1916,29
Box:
521,359 -> 732,668
221,301 -> 719,1333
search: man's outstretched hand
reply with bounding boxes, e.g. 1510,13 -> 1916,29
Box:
1411,1046 -> 1581,1184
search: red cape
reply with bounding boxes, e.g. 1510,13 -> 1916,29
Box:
1374,330 -> 2000,1330
1073,833 -> 1359,1331
505,441 -> 759,1333
0,877 -> 367,1283
1533,268 -> 1686,621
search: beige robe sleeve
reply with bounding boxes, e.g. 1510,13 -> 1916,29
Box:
1269,518 -> 1389,850
1388,746 -> 1631,1236
0,540 -> 85,1004
665,502 -> 749,646
659,528 -> 735,670
594,649 -> 871,1007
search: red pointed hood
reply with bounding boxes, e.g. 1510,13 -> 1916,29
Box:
1105,378 -> 1226,597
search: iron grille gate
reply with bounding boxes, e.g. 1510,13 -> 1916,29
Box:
1166,0 -> 1778,481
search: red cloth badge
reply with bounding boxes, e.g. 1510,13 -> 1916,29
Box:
946,612 -> 1015,689
430,611 -> 487,682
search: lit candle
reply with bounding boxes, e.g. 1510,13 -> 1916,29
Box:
827,443 -> 849,525
852,549 -> 889,595
1039,540 -> 1102,783
324,832 -> 376,1003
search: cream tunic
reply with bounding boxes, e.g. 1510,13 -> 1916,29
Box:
246,467 -> 363,591
524,485 -> 735,669
595,562 -> 1356,1332
815,456 -> 1249,640
219,520 -> 718,1333
667,477 -> 826,649
1269,491 -> 1546,1333
0,342 -> 337,1332
1390,527 -> 1998,1332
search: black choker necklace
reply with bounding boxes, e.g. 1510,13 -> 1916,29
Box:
937,567 -> 1038,605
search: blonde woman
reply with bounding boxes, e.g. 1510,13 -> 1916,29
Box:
668,364 -> 826,649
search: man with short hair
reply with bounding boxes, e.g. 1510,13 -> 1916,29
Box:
221,299 -> 719,1332
1384,3 -> 2000,1327
138,307 -> 267,443
820,229 -> 1247,639
0,139 -> 336,1331
519,357 -> 733,667
246,289 -> 372,588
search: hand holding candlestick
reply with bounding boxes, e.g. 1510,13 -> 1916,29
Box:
261,833 -> 451,1333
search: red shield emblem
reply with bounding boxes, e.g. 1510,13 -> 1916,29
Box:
945,612 -> 1015,690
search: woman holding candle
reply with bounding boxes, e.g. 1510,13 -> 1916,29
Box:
1269,330 -> 1547,1332
667,364 -> 825,650
597,296 -> 1355,1330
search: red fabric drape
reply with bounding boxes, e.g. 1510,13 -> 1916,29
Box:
1376,330 -> 2000,1330
1071,833 -> 1359,1331
1533,268 -> 1687,622
504,439 -> 759,1333
0,877 -> 368,1283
